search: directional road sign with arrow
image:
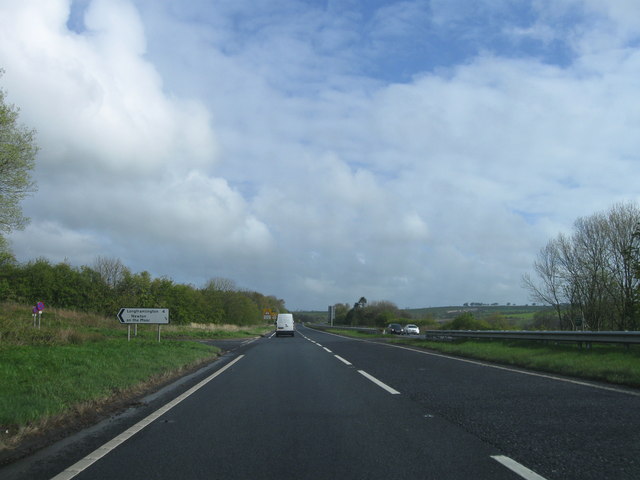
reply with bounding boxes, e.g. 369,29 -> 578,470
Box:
117,308 -> 169,324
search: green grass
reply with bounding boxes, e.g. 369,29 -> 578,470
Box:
0,339 -> 218,426
322,327 -> 640,388
403,340 -> 640,387
0,303 -> 270,450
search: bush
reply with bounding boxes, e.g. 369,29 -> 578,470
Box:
441,312 -> 490,330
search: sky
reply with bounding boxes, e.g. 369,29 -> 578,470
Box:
1,0 -> 640,311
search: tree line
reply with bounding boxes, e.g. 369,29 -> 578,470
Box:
5,74 -> 640,332
0,256 -> 286,325
1,75 -> 285,325
523,202 -> 640,331
330,297 -> 416,327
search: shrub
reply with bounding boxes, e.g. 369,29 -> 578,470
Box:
441,312 -> 490,330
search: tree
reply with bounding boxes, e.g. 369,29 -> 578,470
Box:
333,303 -> 350,324
357,296 -> 367,308
205,277 -> 237,293
93,256 -> 127,289
0,234 -> 15,266
0,70 -> 38,235
522,238 -> 565,328
524,202 -> 640,331
443,312 -> 489,330
603,203 -> 640,330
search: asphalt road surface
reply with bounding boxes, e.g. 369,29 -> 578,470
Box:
4,324 -> 640,479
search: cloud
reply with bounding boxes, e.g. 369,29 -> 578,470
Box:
2,0 -> 640,310
1,0 -> 216,177
8,220 -> 103,266
0,0 -> 269,279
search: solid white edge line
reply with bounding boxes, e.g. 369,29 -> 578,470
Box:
334,355 -> 352,366
386,341 -> 640,397
310,327 -> 640,397
491,455 -> 548,480
51,355 -> 246,480
358,370 -> 400,395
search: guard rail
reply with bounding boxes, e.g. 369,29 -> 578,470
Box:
309,324 -> 640,347
425,330 -> 640,347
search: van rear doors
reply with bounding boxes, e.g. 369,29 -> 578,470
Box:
275,313 -> 295,337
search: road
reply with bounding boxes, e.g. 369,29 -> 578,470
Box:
4,324 -> 640,479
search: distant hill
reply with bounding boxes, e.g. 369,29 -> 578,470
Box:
408,305 -> 549,322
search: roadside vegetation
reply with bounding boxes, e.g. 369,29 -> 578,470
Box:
523,202 -> 640,331
296,303 -> 549,331
400,339 -> 640,387
302,296 -> 640,389
318,326 -> 640,388
0,257 -> 286,325
0,303 -> 271,455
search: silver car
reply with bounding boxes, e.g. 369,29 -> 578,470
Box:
404,324 -> 420,335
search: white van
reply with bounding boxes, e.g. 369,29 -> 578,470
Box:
275,313 -> 295,337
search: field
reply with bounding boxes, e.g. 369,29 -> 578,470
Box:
296,304 -> 549,328
405,304 -> 547,325
0,303 -> 271,456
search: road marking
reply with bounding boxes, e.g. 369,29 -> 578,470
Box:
334,355 -> 352,366
492,455 -> 548,480
358,370 -> 400,395
308,327 -> 640,397
383,341 -> 640,397
51,355 -> 245,480
323,347 -> 332,353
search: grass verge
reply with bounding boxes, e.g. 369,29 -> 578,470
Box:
0,303 -> 271,455
163,322 -> 273,339
322,328 -> 640,388
0,339 -> 220,453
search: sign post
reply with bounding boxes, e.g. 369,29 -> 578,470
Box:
117,308 -> 169,342
328,305 -> 335,326
35,302 -> 45,329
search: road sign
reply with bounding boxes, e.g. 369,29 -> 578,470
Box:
263,308 -> 278,321
118,308 -> 169,324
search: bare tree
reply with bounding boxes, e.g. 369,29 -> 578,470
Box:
204,277 -> 237,292
522,238 -> 566,328
525,202 -> 640,331
604,202 -> 640,329
568,214 -> 611,330
93,256 -> 126,289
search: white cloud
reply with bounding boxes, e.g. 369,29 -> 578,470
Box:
8,220 -> 103,266
0,0 -> 268,282
2,0 -> 640,310
0,0 -> 216,177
